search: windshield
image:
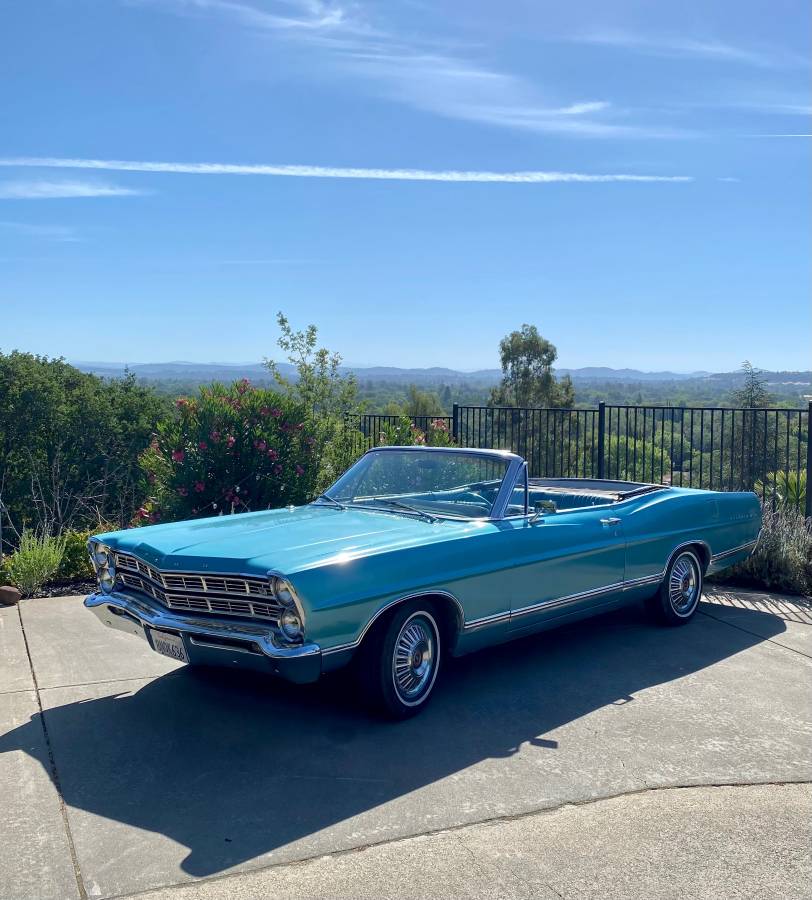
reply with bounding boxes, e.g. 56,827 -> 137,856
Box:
322,449 -> 512,519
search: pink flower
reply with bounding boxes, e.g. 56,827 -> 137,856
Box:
295,465 -> 305,477
177,486 -> 188,496
260,406 -> 271,417
267,448 -> 278,461
171,449 -> 185,463
194,481 -> 205,493
270,407 -> 282,418
236,378 -> 251,395
273,464 -> 283,475
254,439 -> 267,451
210,431 -> 221,443
175,397 -> 189,409
226,435 -> 236,448
198,440 -> 208,451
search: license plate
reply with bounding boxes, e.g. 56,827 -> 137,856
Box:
151,630 -> 189,663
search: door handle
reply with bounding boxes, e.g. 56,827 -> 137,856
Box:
600,517 -> 621,526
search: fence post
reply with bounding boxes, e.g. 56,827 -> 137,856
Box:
452,403 -> 460,443
597,402 -> 606,479
805,401 -> 812,519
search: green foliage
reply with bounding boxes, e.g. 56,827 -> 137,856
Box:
264,312 -> 361,493
0,351 -> 165,549
375,416 -> 455,448
266,312 -> 357,419
716,506 -> 812,596
141,381 -> 320,521
5,531 -> 67,596
730,360 -> 773,408
490,324 -> 575,408
755,471 -> 806,511
605,436 -> 673,483
56,529 -> 96,581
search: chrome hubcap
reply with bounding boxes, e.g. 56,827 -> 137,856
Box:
393,615 -> 437,701
669,554 -> 700,615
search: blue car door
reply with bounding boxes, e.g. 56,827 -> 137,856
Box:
504,507 -> 626,634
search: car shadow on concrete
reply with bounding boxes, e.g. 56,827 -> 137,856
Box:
0,602 -> 786,878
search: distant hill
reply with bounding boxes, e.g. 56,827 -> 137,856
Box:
72,360 -> 730,385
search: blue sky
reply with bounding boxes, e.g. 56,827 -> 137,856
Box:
0,0 -> 809,372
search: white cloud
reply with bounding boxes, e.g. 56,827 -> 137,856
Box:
0,156 -> 694,183
0,220 -> 80,240
575,29 -> 807,69
0,180 -> 144,199
136,0 -> 683,138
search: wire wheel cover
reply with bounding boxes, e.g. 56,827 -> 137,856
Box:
392,615 -> 437,701
669,554 -> 700,615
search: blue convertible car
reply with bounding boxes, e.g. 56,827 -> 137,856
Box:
86,446 -> 761,717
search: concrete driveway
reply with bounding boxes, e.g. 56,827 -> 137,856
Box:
1,588 -> 810,899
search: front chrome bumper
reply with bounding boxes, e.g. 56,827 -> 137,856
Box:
85,590 -> 322,683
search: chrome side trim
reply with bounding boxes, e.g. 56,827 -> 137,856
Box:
463,611 -> 511,631
320,589 -> 466,656
510,581 -> 624,620
710,539 -> 758,563
623,573 -> 664,590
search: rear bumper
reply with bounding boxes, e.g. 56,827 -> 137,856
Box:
84,590 -> 322,684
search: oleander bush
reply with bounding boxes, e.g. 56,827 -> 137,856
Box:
139,380 -> 322,522
375,416 -> 456,448
5,531 -> 68,597
714,505 -> 812,596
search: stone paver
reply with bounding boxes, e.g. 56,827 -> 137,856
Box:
0,590 -> 810,899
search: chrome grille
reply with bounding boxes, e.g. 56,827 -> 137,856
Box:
114,552 -> 281,623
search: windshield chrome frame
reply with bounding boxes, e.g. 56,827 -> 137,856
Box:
324,446 -> 526,522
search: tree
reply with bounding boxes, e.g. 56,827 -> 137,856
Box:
730,361 -> 772,408
489,324 -> 575,408
0,352 -> 165,548
404,385 -> 445,417
265,312 -> 357,419
264,313 -> 360,488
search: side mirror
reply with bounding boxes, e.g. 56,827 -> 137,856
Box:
529,499 -> 555,524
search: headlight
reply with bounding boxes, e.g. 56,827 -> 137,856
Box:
272,576 -> 294,606
279,607 -> 303,642
88,541 -> 116,594
269,573 -> 305,643
99,569 -> 116,594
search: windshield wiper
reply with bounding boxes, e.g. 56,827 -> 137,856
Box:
314,493 -> 346,510
349,498 -> 438,523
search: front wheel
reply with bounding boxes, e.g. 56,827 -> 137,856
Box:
357,602 -> 442,719
645,549 -> 704,626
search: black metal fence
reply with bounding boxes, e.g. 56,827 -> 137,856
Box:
349,402 -> 811,514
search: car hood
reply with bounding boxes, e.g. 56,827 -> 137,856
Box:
98,504 -> 475,575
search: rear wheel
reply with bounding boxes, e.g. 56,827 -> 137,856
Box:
357,601 -> 442,719
645,549 -> 703,626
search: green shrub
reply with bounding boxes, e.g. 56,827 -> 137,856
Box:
715,506 -> 812,596
754,471 -> 806,511
56,530 -> 95,581
375,416 -> 456,448
5,531 -> 68,597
